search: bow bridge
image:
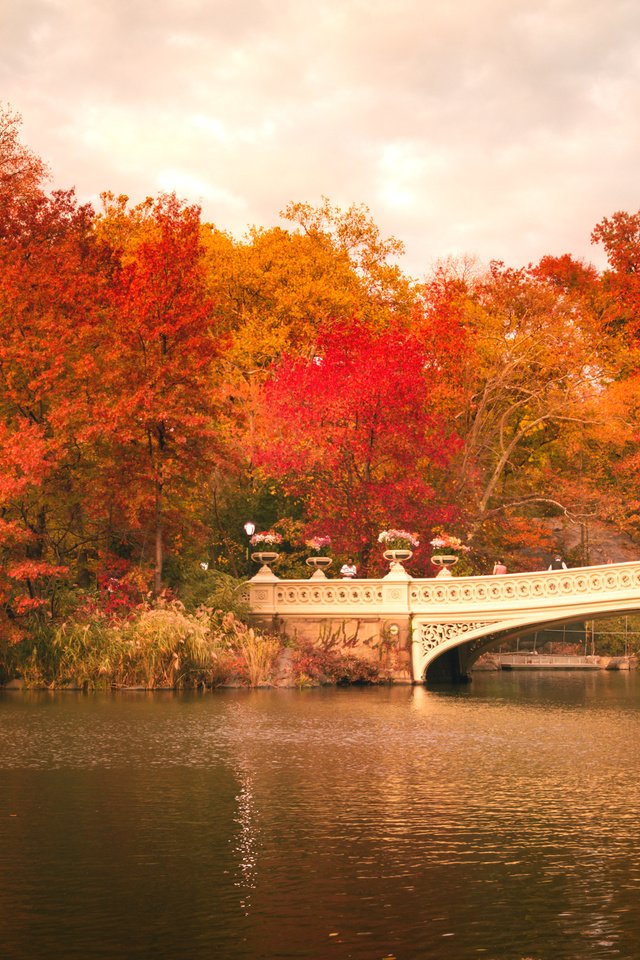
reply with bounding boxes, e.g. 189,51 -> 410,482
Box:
247,560 -> 640,683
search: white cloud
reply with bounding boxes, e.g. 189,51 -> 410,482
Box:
3,0 -> 640,275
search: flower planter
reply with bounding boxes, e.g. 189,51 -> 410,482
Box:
305,556 -> 333,579
251,551 -> 280,578
431,554 -> 459,578
383,549 -> 413,579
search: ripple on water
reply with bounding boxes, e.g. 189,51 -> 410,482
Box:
1,677 -> 640,960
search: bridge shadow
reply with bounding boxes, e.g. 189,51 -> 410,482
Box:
425,646 -> 471,685
424,609 -> 640,685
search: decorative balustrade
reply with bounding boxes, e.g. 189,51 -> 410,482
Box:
247,561 -> 640,683
410,564 -> 640,608
274,582 -> 384,606
249,561 -> 640,617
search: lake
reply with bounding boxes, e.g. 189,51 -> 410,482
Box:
1,672 -> 640,959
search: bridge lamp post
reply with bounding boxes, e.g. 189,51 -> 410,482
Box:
244,521 -> 256,577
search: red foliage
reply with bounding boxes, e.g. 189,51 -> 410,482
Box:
532,253 -> 599,293
290,643 -> 382,684
591,211 -> 640,336
0,184 -> 109,627
95,554 -> 153,615
7,562 -> 69,581
255,318 -> 463,571
80,195 -> 224,589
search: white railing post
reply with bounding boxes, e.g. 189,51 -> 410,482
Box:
247,580 -> 278,616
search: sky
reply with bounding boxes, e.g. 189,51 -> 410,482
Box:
3,0 -> 640,279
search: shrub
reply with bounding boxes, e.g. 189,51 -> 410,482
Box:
113,602 -> 217,688
204,571 -> 250,621
16,599 -> 238,690
9,598 -> 282,690
290,642 -> 382,686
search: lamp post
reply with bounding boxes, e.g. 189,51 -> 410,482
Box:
244,521 -> 255,577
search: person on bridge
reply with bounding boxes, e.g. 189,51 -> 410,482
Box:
492,559 -> 507,575
548,555 -> 568,570
340,558 -> 358,579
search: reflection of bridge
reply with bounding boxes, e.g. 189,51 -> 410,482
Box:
247,561 -> 640,684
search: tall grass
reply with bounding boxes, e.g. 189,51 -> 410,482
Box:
14,600 -> 282,690
233,624 -> 281,687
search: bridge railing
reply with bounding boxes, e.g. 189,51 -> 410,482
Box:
248,560 -> 640,620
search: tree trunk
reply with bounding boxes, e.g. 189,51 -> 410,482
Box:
154,477 -> 163,595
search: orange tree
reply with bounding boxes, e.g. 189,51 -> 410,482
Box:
0,160 -> 109,630
82,193 -> 225,593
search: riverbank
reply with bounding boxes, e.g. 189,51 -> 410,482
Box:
0,602 -> 394,691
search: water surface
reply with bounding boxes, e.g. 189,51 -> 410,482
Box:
1,673 -> 639,960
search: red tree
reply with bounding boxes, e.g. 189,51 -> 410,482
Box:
255,318 -> 461,572
592,211 -> 640,337
0,184 -> 108,626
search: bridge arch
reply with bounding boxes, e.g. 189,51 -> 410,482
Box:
414,604 -> 640,685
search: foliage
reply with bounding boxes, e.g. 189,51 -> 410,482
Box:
418,257 -> 611,558
12,601 -> 281,690
289,617 -> 387,686
591,616 -> 640,656
89,193 -> 224,594
3,108 -> 640,619
290,642 -> 384,686
0,104 -> 48,203
18,601 -> 226,689
378,529 -> 420,550
255,318 -> 461,573
229,623 -> 281,687
429,533 -> 470,555
203,570 -> 250,621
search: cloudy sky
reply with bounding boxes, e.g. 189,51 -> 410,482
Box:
3,0 -> 640,277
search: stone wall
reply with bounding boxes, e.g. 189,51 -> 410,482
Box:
249,611 -> 414,683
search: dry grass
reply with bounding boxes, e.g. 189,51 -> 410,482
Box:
17,601 -> 282,690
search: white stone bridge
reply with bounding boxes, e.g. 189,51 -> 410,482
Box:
247,560 -> 640,684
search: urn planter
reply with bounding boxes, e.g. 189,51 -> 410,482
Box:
382,548 -> 413,579
305,556 -> 333,579
251,551 -> 280,578
431,554 -> 459,578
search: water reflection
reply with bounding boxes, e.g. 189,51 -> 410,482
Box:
0,676 -> 640,958
232,769 -> 259,915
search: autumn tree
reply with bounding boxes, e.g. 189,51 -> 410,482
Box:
254,318 -> 461,573
0,103 -> 48,204
196,200 -> 420,566
86,193 -> 223,593
0,112 -> 102,593
582,212 -> 640,542
0,421 -> 68,641
280,197 -> 414,315
592,211 -> 640,337
0,171 -> 115,628
417,258 -> 608,564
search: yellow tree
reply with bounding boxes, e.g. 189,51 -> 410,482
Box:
418,258 -> 607,564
